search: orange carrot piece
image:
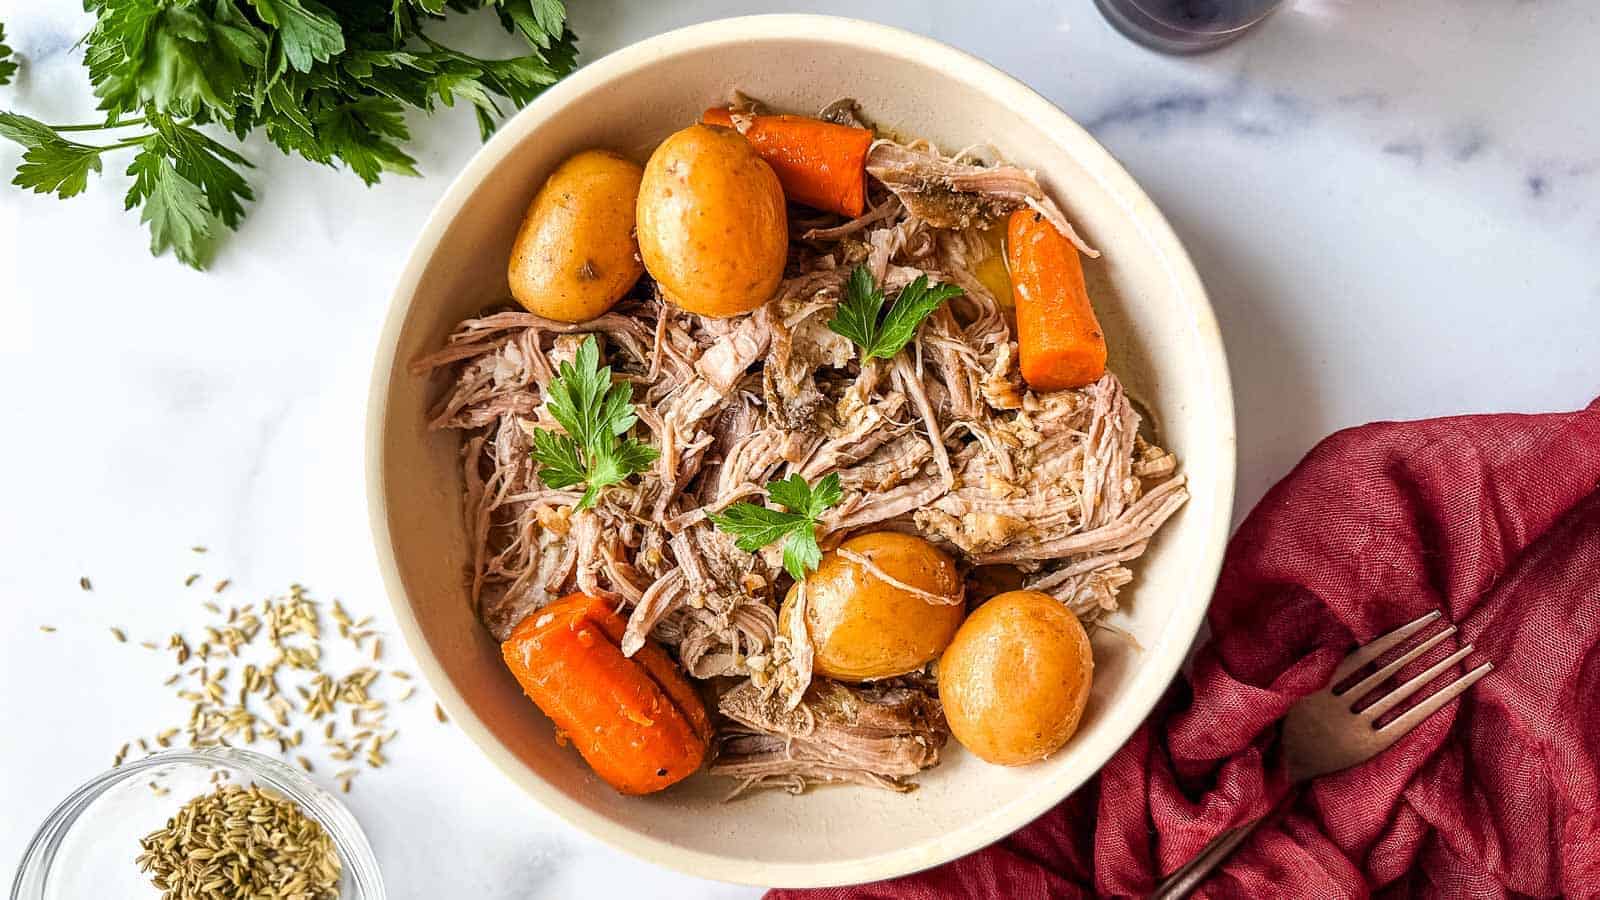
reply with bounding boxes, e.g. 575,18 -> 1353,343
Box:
589,603 -> 711,744
1007,208 -> 1108,392
702,107 -> 872,217
501,594 -> 709,794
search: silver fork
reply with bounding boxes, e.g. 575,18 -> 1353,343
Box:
1150,610 -> 1493,899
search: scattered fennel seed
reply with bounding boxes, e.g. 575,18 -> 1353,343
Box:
79,576 -> 92,591
110,627 -> 126,643
184,573 -> 200,587
100,569 -> 406,796
39,625 -> 56,633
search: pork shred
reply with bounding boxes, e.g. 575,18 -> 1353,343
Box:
711,678 -> 947,796
414,109 -> 1187,795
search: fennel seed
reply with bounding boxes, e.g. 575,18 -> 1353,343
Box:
136,783 -> 339,900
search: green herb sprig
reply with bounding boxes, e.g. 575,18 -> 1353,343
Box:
827,265 -> 965,362
709,473 -> 843,581
0,1 -> 576,269
0,23 -> 17,87
530,336 -> 659,510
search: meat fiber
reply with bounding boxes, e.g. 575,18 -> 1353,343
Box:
711,678 -> 947,796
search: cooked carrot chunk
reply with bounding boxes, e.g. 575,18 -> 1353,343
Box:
702,107 -> 873,217
502,593 -> 710,794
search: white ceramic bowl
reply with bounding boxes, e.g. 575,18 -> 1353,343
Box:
367,15 -> 1234,888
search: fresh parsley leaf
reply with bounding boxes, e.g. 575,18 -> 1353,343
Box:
126,144 -> 215,269
529,427 -> 585,489
530,336 -> 659,510
151,115 -> 255,229
768,472 -> 842,520
610,439 -> 660,476
828,266 -> 965,362
312,97 -> 419,185
827,267 -> 883,358
709,473 -> 844,582
0,112 -> 64,149
104,4 -> 267,121
246,0 -> 345,73
496,0 -> 566,50
878,275 -> 966,357
710,505 -> 807,554
0,22 -> 18,87
13,141 -> 103,199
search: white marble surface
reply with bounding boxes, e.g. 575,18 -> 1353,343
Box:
2,1 -> 1596,897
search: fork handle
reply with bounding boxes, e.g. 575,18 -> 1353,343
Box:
1147,792 -> 1296,899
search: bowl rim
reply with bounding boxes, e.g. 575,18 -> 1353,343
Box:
366,13 -> 1235,888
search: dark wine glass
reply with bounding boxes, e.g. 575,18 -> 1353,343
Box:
1094,0 -> 1287,54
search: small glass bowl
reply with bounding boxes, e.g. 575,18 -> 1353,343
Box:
11,747 -> 383,900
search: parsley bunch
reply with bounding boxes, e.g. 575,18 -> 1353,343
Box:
531,336 -> 659,510
0,2 -> 576,269
828,265 -> 965,362
709,473 -> 843,582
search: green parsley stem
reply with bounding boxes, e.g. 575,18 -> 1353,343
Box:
90,135 -> 152,152
49,116 -> 147,132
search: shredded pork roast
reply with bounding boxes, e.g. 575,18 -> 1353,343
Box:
413,100 -> 1189,796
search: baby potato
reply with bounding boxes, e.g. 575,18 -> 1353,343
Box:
781,532 -> 964,682
636,125 -> 787,318
507,149 -> 645,323
938,590 -> 1092,766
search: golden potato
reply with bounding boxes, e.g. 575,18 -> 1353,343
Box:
781,532 -> 964,682
938,590 -> 1092,766
636,125 -> 787,318
507,149 -> 645,323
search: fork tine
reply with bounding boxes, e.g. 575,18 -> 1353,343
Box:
1331,610 -> 1442,683
1338,625 -> 1457,701
1375,661 -> 1493,735
1360,644 -> 1476,722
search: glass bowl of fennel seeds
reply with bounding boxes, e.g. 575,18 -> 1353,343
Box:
10,748 -> 383,900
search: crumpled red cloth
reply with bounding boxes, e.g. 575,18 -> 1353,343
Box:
771,399 -> 1600,899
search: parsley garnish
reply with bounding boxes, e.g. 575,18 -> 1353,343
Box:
827,265 -> 965,362
708,474 -> 843,581
531,336 -> 658,510
0,2 -> 577,269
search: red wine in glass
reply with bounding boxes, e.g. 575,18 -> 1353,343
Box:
1094,0 -> 1286,53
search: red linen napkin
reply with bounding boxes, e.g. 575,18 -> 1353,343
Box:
770,399 -> 1600,899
